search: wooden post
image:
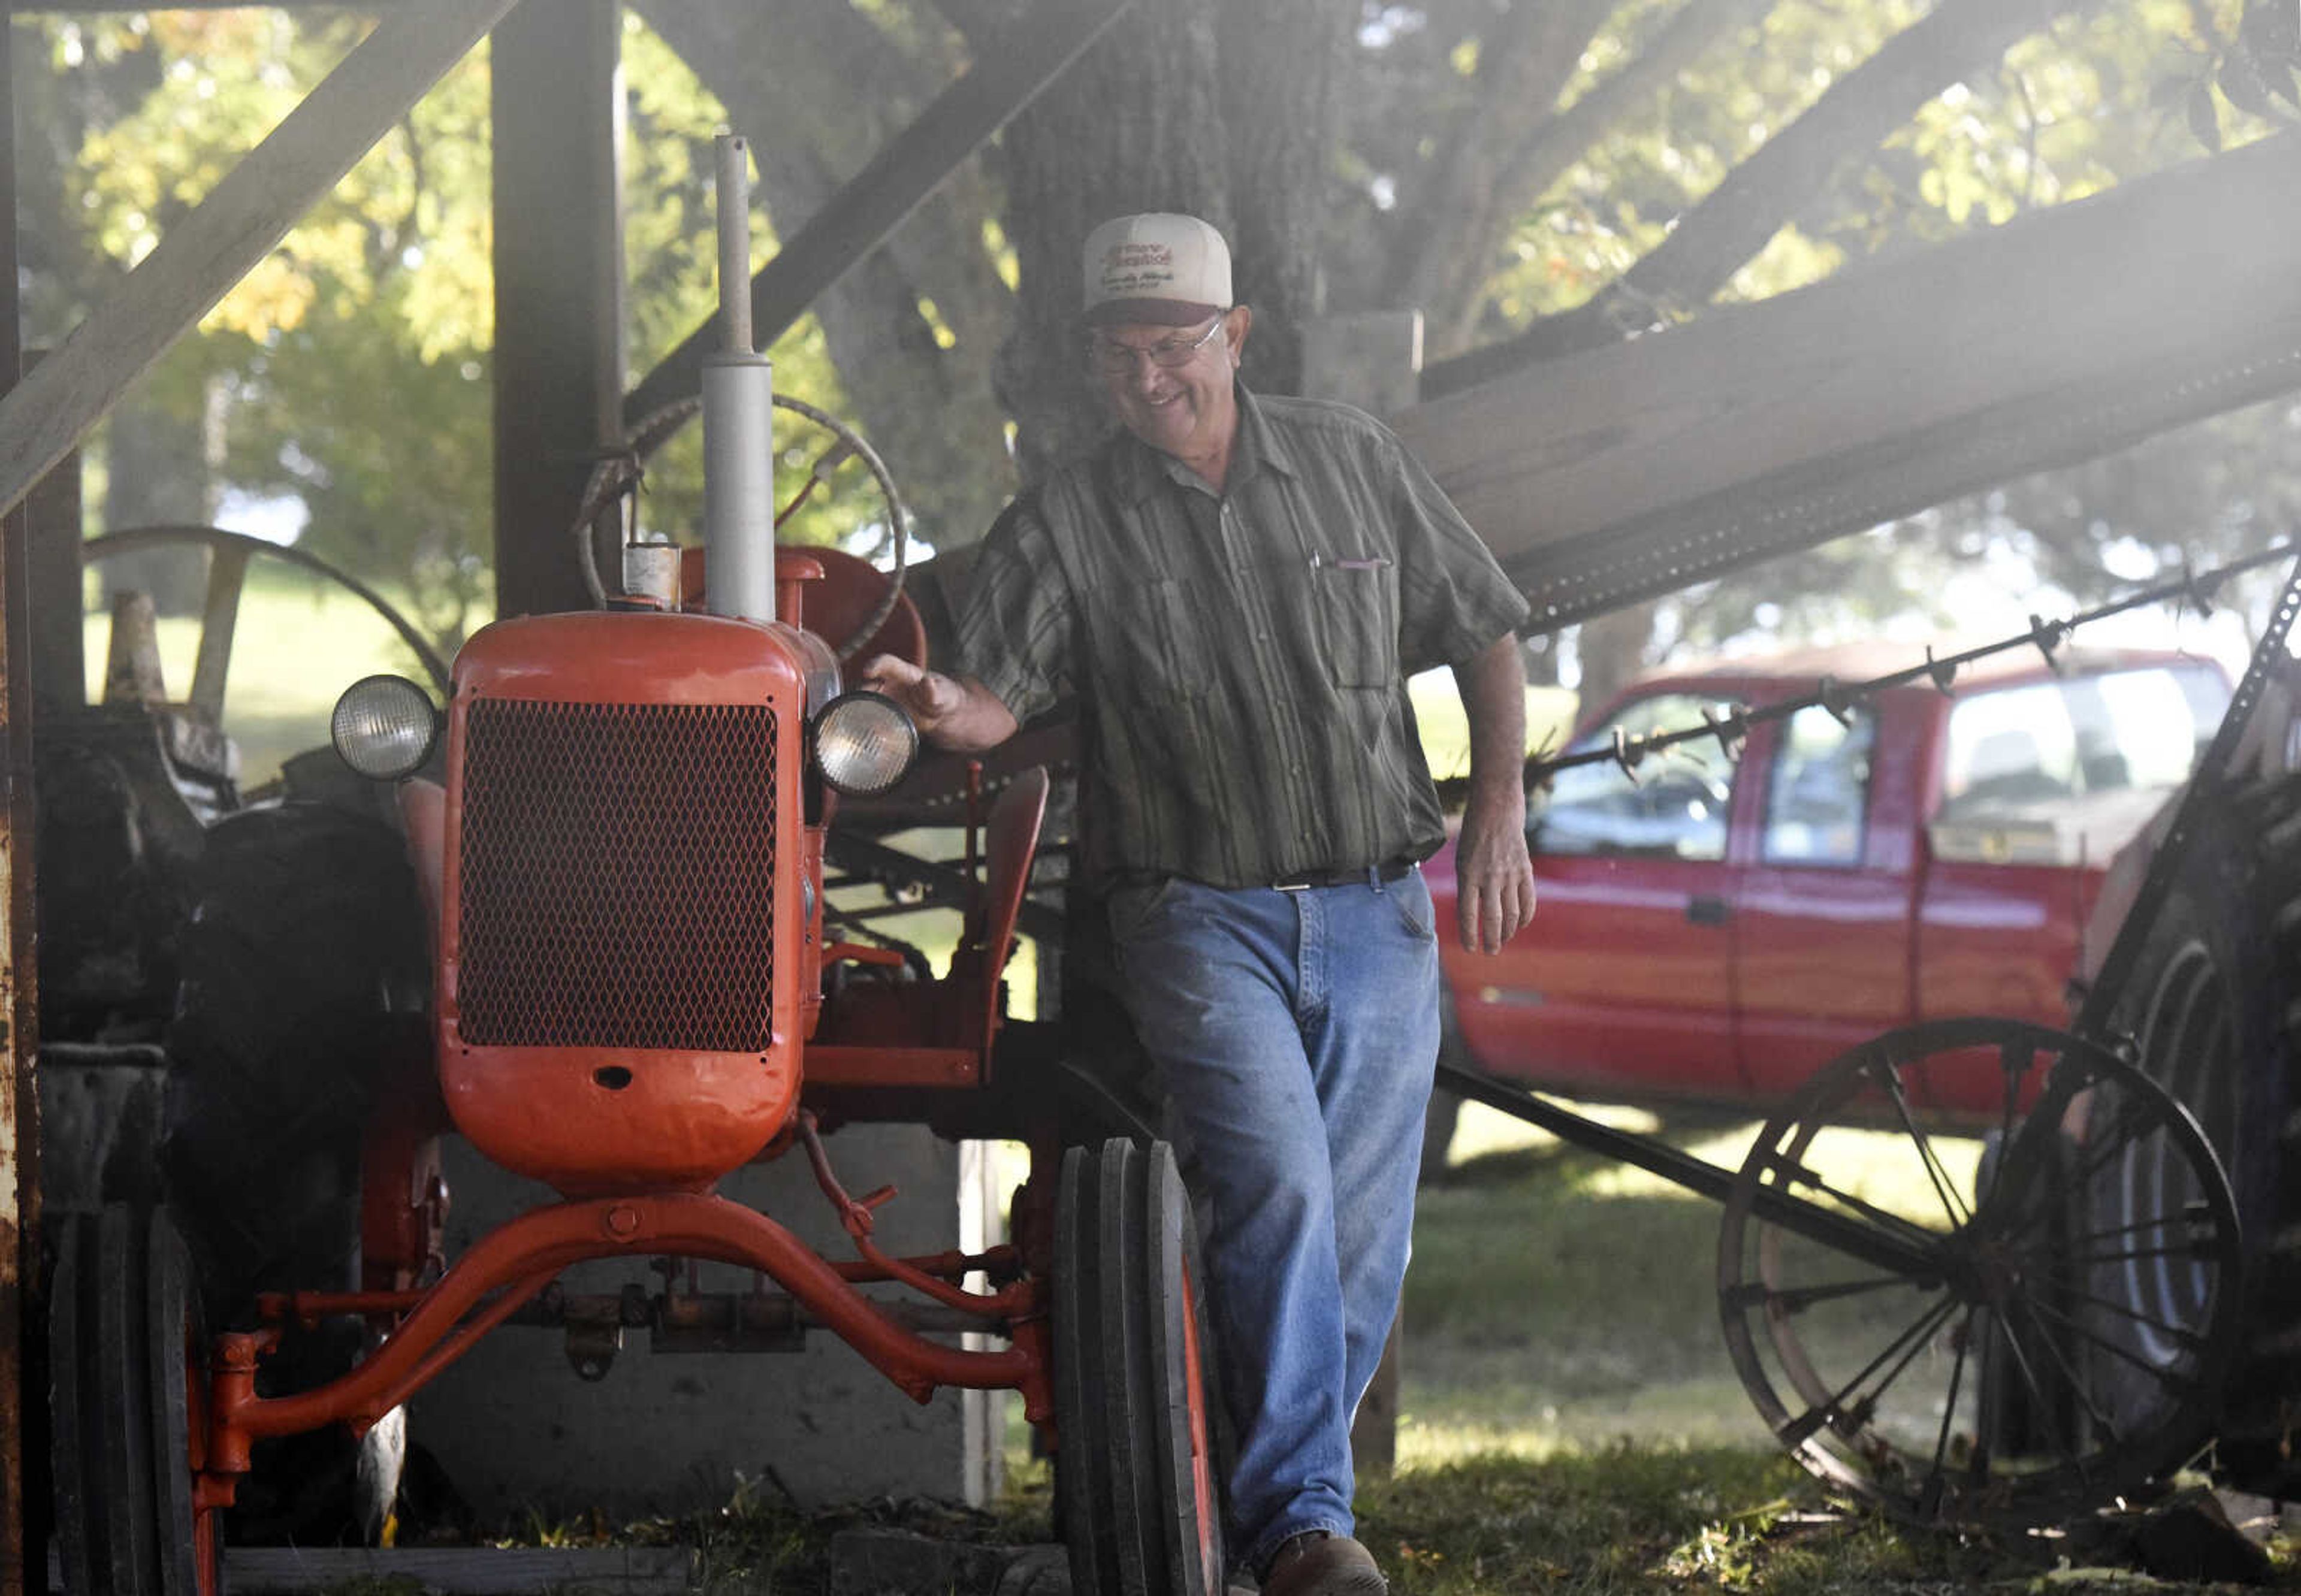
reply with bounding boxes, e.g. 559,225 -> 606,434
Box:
490,0 -> 626,619
0,13 -> 41,1589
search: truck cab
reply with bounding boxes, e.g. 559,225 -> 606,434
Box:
1429,642 -> 2230,1120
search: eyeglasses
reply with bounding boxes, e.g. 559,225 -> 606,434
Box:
1088,314 -> 1227,375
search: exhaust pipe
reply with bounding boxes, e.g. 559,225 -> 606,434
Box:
702,133 -> 776,623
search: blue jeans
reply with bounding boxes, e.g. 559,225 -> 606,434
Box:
1107,868 -> 1441,1572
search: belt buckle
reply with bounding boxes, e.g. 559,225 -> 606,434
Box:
1272,878 -> 1314,893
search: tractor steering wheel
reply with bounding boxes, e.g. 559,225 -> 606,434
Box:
573,394 -> 911,662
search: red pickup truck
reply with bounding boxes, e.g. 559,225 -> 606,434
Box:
1426,642 -> 2231,1120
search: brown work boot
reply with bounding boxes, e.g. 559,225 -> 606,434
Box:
1258,1531 -> 1388,1596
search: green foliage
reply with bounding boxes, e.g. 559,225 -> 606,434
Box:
29,7 -> 879,656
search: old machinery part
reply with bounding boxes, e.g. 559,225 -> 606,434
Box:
208,1191 -> 1045,1448
702,134 -> 777,625
51,1205 -> 219,1596
1717,1017 -> 2242,1530
83,525 -> 452,698
813,690 -> 920,797
1053,1138 -> 1227,1596
2071,554 -> 2301,1040
621,540 -> 682,610
576,392 -> 914,661
330,675 -> 440,781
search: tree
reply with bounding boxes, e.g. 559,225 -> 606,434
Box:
23,0 -> 2301,682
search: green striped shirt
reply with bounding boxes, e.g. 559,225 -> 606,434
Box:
955,384 -> 1529,890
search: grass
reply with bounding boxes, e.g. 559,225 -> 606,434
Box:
1370,1102 -> 2300,1592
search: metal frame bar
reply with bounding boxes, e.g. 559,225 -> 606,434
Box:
207,1190 -> 1048,1456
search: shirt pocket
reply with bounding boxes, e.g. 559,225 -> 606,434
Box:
1314,559 -> 1399,689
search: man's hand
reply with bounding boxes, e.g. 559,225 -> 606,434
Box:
1454,788 -> 1536,954
1452,632 -> 1538,954
857,655 -> 1019,752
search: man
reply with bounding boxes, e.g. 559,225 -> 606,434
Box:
863,213 -> 1534,1596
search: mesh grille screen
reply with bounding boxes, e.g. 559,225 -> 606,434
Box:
458,699 -> 777,1050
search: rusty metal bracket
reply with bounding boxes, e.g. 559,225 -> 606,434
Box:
1923,646 -> 1958,696
2071,552 -> 2301,1041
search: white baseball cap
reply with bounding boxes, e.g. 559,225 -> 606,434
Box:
1082,213 -> 1233,327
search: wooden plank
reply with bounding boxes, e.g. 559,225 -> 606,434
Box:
0,0 -> 518,527
1394,130 -> 2301,618
0,16 -> 42,1594
24,428 -> 83,718
491,0 -> 625,618
621,0 -> 1133,430
1492,300 -> 2301,628
223,1545 -> 693,1595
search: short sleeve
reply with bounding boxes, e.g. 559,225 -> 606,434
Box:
949,495 -> 1075,724
1385,430 -> 1531,677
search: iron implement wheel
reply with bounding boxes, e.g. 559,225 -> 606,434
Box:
1718,1017 -> 2242,1528
1054,1137 -> 1227,1596
52,1205 -> 220,1596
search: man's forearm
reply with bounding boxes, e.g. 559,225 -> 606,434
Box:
1449,633 -> 1536,953
922,672 -> 1021,752
1455,633 -> 1529,817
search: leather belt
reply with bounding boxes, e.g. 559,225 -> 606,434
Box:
1272,858 -> 1417,893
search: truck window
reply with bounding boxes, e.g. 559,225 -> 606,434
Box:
1762,704 -> 1874,866
1533,691 -> 1737,862
1936,663 -> 2229,826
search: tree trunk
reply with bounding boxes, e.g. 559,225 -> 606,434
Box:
997,0 -> 1349,478
997,1 -> 1231,478
637,0 -> 1019,548
1573,599 -> 1660,715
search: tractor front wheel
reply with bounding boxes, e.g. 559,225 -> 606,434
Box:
1052,1137 -> 1228,1596
51,1205 -> 219,1596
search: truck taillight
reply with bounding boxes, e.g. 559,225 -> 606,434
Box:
458,698 -> 778,1050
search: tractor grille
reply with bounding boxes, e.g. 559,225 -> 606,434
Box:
457,699 -> 778,1050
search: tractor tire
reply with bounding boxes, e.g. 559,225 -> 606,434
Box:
1053,1138 -> 1228,1596
161,800 -> 428,1544
50,1205 -> 219,1596
2098,789 -> 2301,1489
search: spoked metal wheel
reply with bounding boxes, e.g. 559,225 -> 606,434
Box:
52,1205 -> 221,1596
1718,1017 -> 2242,1528
1053,1137 -> 1228,1596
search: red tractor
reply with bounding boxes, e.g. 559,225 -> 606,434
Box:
47,139 -> 1223,1596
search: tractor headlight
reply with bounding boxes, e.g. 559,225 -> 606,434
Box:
813,690 -> 919,796
331,675 -> 440,781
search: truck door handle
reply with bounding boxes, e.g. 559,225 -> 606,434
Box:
1686,894 -> 1730,927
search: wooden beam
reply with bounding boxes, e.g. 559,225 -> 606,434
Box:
621,0 -> 1132,431
225,1546 -> 693,1594
1394,130 -> 2301,630
0,18 -> 41,1595
491,0 -> 625,619
0,0 -> 518,527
